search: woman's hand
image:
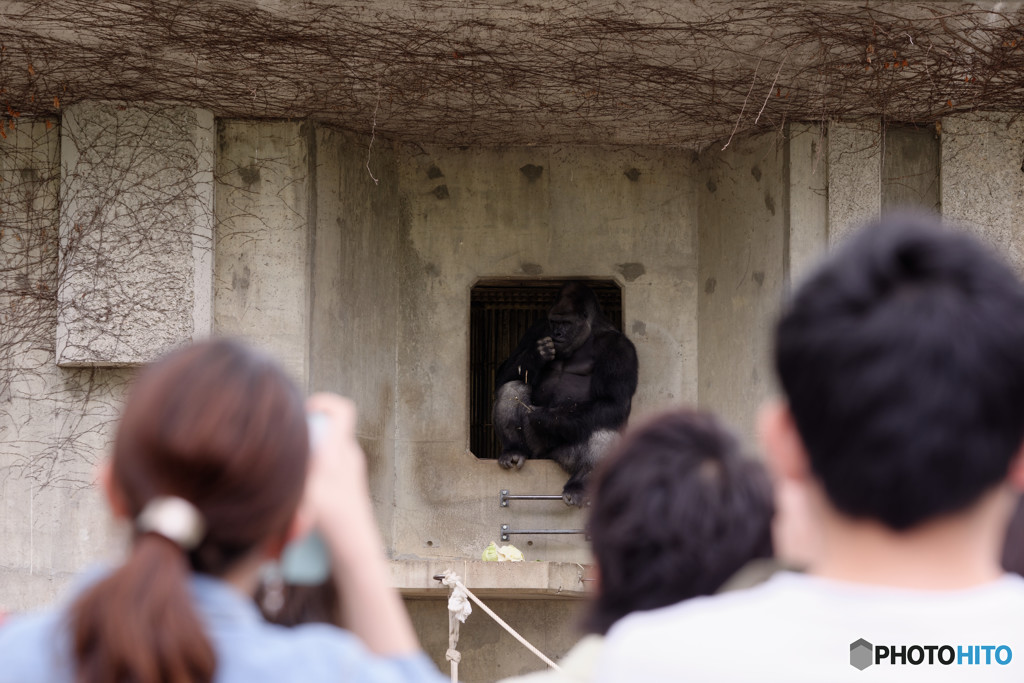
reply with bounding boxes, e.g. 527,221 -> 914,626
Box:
304,394 -> 372,548
302,393 -> 420,656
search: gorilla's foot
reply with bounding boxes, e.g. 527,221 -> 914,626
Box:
562,481 -> 589,507
498,451 -> 527,470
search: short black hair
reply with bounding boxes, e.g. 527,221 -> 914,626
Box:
776,212 -> 1024,530
583,409 -> 774,635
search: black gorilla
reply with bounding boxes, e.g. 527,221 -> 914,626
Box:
492,282 -> 638,506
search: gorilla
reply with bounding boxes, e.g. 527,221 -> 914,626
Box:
492,282 -> 638,506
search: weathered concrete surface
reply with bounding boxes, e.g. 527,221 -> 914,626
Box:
391,559 -> 587,599
828,120 -> 881,245
8,113 -> 1024,682
310,126 -> 402,544
57,103 -> 214,366
882,125 -> 941,213
1,119 -> 130,610
786,123 -> 829,289
697,132 -> 787,445
941,113 -> 1024,272
214,121 -> 311,384
391,144 -> 698,565
407,596 -> 589,682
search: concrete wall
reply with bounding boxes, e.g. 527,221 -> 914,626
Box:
309,126 -> 403,543
3,110 -> 1024,679
385,144 -> 699,678
787,123 -> 829,285
827,120 -> 881,246
214,120 -> 313,384
409,597 -> 589,682
941,113 -> 1024,272
0,120 -> 130,609
695,118 -> 949,450
392,145 -> 698,565
213,121 -> 407,543
697,132 -> 788,443
57,103 -> 214,366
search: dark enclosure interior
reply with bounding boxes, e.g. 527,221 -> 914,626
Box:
470,279 -> 623,459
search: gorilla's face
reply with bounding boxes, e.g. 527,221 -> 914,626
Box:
548,312 -> 591,355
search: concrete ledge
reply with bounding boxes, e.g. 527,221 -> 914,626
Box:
392,558 -> 590,600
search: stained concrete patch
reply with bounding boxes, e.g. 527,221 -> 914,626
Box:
231,264 -> 250,291
706,179 -> 717,193
617,262 -> 646,282
520,262 -> 543,275
520,164 -> 543,181
764,192 -> 775,215
624,167 -> 641,182
426,164 -> 444,179
431,184 -> 449,199
751,165 -> 762,181
704,277 -> 716,294
631,320 -> 646,336
238,163 -> 261,187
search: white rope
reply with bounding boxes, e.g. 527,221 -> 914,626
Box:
439,570 -> 563,676
441,571 -> 470,683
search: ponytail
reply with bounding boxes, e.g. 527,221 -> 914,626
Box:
70,339 -> 311,682
70,533 -> 215,683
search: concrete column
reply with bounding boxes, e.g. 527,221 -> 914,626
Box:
214,121 -> 312,385
827,119 -> 881,245
1,119 -> 130,610
697,132 -> 787,445
310,125 -> 401,544
786,122 -> 829,285
941,113 -> 1024,271
57,103 -> 214,366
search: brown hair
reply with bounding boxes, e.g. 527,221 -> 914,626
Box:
70,339 -> 309,683
583,409 -> 774,635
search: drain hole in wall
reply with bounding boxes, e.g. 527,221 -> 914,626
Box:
527,541 -> 533,546
426,540 -> 433,547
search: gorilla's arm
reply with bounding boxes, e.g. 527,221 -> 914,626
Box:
495,319 -> 552,387
529,332 -> 638,442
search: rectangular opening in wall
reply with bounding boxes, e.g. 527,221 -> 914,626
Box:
469,279 -> 623,460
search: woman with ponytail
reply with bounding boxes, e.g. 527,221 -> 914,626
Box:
0,339 -> 444,683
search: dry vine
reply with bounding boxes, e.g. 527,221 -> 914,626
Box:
0,106 -> 215,489
0,1 -> 1021,148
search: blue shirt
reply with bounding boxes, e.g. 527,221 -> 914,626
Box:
0,572 -> 446,683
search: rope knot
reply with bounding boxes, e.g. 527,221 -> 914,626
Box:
446,648 -> 462,663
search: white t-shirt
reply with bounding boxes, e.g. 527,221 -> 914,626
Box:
594,571 -> 1024,682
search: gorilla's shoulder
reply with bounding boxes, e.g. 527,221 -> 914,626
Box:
592,327 -> 637,353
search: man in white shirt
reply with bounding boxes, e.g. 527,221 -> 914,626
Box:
595,213 -> 1024,682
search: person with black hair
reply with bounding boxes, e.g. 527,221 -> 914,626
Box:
501,408 -> 774,682
596,212 -> 1024,682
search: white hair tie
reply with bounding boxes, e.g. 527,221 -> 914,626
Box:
135,496 -> 206,551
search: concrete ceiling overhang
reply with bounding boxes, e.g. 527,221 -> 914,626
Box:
0,1 -> 1021,148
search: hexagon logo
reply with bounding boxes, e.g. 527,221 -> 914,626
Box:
850,639 -> 873,670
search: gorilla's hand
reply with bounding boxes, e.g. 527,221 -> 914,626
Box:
498,451 -> 527,470
562,479 -> 589,507
537,336 -> 556,362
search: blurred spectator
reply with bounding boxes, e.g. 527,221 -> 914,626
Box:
0,339 -> 444,683
502,408 -> 774,682
597,213 -> 1024,681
